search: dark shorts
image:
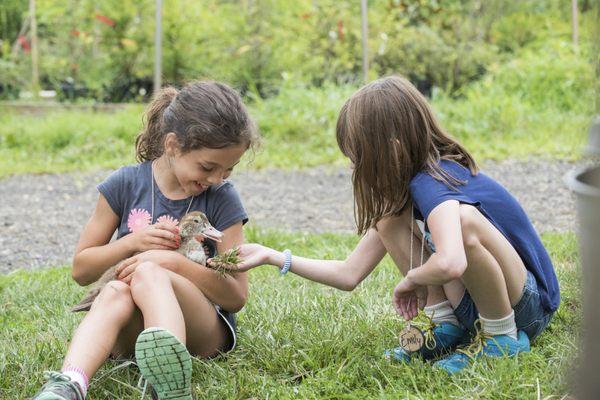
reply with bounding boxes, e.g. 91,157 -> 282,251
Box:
216,306 -> 237,354
108,306 -> 237,361
453,270 -> 553,341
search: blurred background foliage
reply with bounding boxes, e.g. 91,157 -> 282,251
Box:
0,0 -> 596,102
0,0 -> 597,174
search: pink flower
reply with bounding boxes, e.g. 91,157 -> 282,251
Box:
156,214 -> 179,227
127,208 -> 152,233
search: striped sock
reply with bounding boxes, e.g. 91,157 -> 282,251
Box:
62,365 -> 88,398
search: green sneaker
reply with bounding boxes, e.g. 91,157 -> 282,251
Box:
32,371 -> 85,400
135,327 -> 193,400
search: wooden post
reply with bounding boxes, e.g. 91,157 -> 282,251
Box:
29,0 -> 40,99
360,0 -> 368,83
92,7 -> 99,58
572,0 -> 579,47
154,0 -> 162,95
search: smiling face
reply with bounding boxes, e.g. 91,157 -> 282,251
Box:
165,134 -> 247,196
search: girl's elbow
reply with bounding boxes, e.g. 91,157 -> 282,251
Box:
338,274 -> 361,291
71,258 -> 86,285
438,257 -> 467,281
71,266 -> 91,286
227,294 -> 247,313
227,287 -> 248,313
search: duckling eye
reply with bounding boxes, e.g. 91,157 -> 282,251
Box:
193,218 -> 200,223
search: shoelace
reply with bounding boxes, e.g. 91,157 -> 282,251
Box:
42,371 -> 83,399
403,311 -> 438,351
90,360 -> 151,399
137,375 -> 149,399
456,320 -> 492,359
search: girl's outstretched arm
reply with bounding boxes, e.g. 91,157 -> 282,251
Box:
215,228 -> 387,291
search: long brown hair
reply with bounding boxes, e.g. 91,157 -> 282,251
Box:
135,81 -> 259,162
336,76 -> 478,235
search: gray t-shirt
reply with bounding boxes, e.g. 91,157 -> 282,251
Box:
97,161 -> 248,254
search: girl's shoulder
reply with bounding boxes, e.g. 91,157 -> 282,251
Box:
202,180 -> 248,231
207,180 -> 235,194
101,161 -> 150,185
204,180 -> 242,204
410,160 -> 470,186
116,161 -> 150,179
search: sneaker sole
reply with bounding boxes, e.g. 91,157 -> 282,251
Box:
135,327 -> 192,400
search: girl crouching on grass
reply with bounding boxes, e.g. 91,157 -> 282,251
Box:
215,76 -> 559,374
34,81 -> 258,399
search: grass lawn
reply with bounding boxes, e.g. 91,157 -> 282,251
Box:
0,83 -> 591,179
0,230 -> 580,399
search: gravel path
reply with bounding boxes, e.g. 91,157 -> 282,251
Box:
0,159 -> 588,273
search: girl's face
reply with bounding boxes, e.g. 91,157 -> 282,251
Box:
171,143 -> 247,196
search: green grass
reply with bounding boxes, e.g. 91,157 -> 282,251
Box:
0,231 -> 581,399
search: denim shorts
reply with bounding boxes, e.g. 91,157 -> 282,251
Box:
453,270 -> 553,341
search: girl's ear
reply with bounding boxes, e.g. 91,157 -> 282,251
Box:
163,132 -> 180,156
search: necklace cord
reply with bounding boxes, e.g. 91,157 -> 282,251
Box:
151,161 -> 195,224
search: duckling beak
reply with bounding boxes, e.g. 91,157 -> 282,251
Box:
196,226 -> 223,242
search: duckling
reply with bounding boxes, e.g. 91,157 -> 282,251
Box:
71,211 -> 223,312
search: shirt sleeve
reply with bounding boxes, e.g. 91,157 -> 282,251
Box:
97,168 -> 127,219
206,181 -> 249,232
410,172 -> 478,222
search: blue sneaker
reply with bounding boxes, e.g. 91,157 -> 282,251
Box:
434,329 -> 530,374
384,322 -> 469,363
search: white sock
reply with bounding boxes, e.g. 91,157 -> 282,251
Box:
62,366 -> 88,398
479,310 -> 518,339
424,300 -> 460,327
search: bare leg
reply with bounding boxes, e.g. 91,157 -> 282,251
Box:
129,262 -> 186,344
442,280 -> 466,309
62,281 -> 136,378
458,205 -> 528,319
129,262 -> 228,357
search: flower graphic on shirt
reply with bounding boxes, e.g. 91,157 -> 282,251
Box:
156,214 -> 179,227
127,208 -> 152,233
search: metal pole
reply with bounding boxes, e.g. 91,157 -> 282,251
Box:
360,0 -> 368,83
154,0 -> 162,94
29,0 -> 40,99
572,0 -> 579,46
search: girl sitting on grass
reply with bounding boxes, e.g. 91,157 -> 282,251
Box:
215,76 -> 559,374
34,81 -> 258,400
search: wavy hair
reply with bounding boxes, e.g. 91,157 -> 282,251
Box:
336,76 -> 478,235
135,81 -> 259,162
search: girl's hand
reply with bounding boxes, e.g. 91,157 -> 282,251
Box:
208,243 -> 273,272
116,250 -> 176,283
127,222 -> 181,253
392,277 -> 428,321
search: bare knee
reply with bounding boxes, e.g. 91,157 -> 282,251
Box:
92,280 -> 135,314
130,262 -> 170,292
